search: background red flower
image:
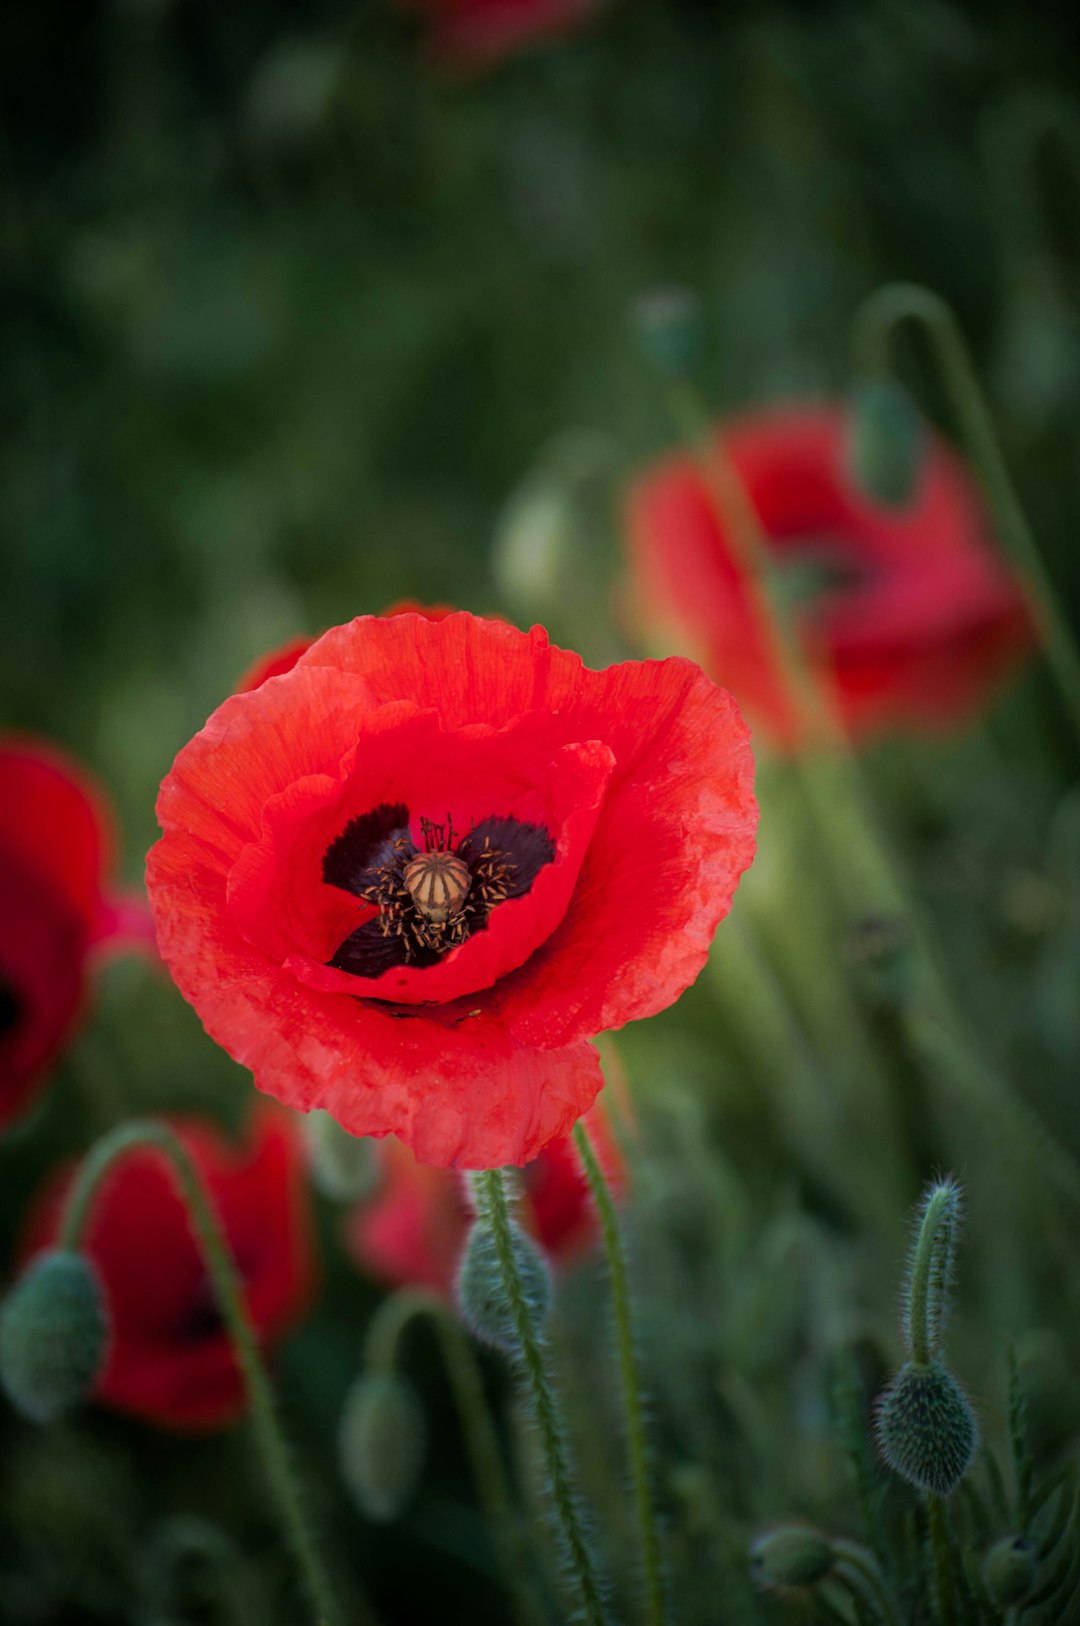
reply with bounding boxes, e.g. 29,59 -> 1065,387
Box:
348,1104 -> 623,1294
624,406 -> 1034,749
18,1108 -> 315,1431
148,612 -> 757,1169
0,738 -> 142,1134
402,0 -> 600,70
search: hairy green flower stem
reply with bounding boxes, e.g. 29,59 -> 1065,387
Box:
468,1168 -> 608,1626
851,281 -> 1080,743
926,1494 -> 960,1626
59,1121 -> 351,1626
363,1288 -> 545,1626
905,1181 -> 961,1367
661,371 -> 1080,1220
573,1119 -> 666,1626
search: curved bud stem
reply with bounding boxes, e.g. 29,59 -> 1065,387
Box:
60,1120 -> 351,1626
573,1119 -> 666,1626
468,1168 -> 608,1626
364,1289 -> 546,1626
904,1178 -> 962,1367
832,1538 -> 904,1626
851,281 -> 1080,741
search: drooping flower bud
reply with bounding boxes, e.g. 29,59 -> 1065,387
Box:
749,1524 -> 835,1591
0,1250 -> 111,1424
875,1358 -> 977,1497
303,1110 -> 378,1202
630,285 -> 706,378
338,1370 -> 425,1523
844,378 -> 923,510
455,1215 -> 551,1355
983,1535 -> 1037,1607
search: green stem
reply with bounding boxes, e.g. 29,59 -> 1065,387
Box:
832,1539 -> 903,1626
473,1168 -> 607,1626
905,1183 -> 960,1368
926,1495 -> 959,1626
852,281 -> 1080,742
60,1121 -> 348,1626
364,1289 -> 546,1626
573,1121 -> 666,1626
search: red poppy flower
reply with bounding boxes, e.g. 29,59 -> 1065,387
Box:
349,1104 -> 622,1294
18,1108 -> 315,1431
403,0 -> 598,68
624,406 -> 1034,749
147,613 -> 756,1169
0,738 -> 150,1134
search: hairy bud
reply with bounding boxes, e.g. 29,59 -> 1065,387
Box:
750,1524 -> 835,1591
845,378 -> 923,509
338,1371 -> 425,1523
876,1359 -> 977,1497
0,1251 -> 110,1424
455,1215 -> 551,1354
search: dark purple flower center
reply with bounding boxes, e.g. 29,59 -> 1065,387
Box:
0,977 -> 22,1039
322,803 -> 554,978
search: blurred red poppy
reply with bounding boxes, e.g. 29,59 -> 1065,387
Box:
147,612 -> 756,1169
403,0 -> 599,69
348,1105 -> 623,1294
0,738 -> 150,1134
19,1108 -> 315,1430
624,406 -> 1034,749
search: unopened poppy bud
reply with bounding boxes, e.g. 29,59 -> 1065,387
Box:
875,1359 -> 977,1497
455,1215 -> 551,1354
845,378 -> 923,509
983,1534 -> 1037,1606
303,1110 -> 378,1202
0,1250 -> 110,1423
338,1370 -> 425,1523
630,285 -> 705,377
749,1524 -> 835,1591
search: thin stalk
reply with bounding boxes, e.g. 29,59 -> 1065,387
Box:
926,1496 -> 958,1626
365,1289 -> 546,1626
832,1539 -> 903,1626
573,1120 -> 666,1626
474,1169 -> 607,1626
60,1121 -> 349,1626
852,281 -> 1080,742
905,1182 -> 959,1367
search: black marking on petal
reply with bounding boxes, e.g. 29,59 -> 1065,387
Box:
328,919 -> 436,977
322,802 -> 413,898
0,978 -> 22,1038
460,817 -> 555,898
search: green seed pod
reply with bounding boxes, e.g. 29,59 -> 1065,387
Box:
983,1535 -> 1037,1606
876,1359 -> 977,1497
845,378 -> 923,510
749,1524 -> 835,1591
0,1251 -> 110,1424
630,285 -> 706,377
303,1110 -> 378,1202
338,1371 -> 425,1524
455,1215 -> 551,1354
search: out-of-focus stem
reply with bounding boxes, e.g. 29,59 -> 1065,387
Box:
60,1121 -> 350,1626
852,281 -> 1080,742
